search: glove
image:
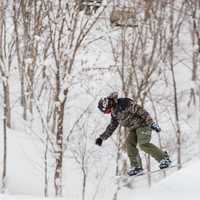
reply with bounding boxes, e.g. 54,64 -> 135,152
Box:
151,122 -> 161,132
95,137 -> 103,146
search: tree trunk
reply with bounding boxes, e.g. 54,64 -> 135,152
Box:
54,102 -> 64,196
3,80 -> 11,128
44,134 -> 49,197
146,154 -> 151,187
2,82 -> 8,192
170,0 -> 181,169
188,5 -> 199,107
21,0 -> 33,120
198,85 -> 200,157
113,127 -> 123,200
82,167 -> 87,200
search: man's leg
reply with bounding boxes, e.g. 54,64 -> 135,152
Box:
136,126 -> 168,162
126,129 -> 142,168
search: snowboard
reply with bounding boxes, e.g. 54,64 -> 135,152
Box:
116,163 -> 179,187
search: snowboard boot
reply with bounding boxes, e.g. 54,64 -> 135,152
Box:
159,152 -> 172,169
127,167 -> 144,176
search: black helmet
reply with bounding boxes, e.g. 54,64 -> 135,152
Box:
98,97 -> 114,114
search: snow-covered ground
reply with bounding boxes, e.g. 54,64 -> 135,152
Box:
0,159 -> 199,200
1,1 -> 200,200
0,195 -> 63,200
119,159 -> 200,200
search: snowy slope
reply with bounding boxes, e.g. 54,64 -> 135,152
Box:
0,195 -> 63,200
119,159 -> 200,200
1,159 -> 199,200
1,128 -> 46,196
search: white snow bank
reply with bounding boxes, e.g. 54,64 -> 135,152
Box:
3,129 -> 46,196
0,195 -> 63,200
119,159 -> 200,200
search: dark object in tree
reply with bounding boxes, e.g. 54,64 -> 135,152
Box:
77,0 -> 102,15
144,0 -> 153,20
110,8 -> 137,28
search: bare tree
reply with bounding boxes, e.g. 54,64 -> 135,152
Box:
42,0 -> 109,196
13,0 -> 45,120
168,0 -> 182,169
0,0 -> 15,192
71,126 -> 91,200
13,0 -> 30,119
184,0 -> 200,107
69,100 -> 106,200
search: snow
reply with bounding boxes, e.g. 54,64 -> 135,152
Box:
0,159 -> 200,200
1,1 -> 200,200
0,195 -> 64,200
5,129 -> 45,196
118,160 -> 200,200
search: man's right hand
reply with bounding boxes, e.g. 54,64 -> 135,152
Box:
95,137 -> 103,146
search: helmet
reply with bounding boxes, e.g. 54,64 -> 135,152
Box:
98,97 -> 114,114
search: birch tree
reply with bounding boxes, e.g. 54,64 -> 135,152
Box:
43,0 -> 108,195
0,0 -> 14,192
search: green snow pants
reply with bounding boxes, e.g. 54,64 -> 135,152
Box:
126,126 -> 167,168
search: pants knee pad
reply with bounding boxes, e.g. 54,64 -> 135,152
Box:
139,143 -> 149,151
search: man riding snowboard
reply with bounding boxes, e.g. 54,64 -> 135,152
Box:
95,92 -> 171,176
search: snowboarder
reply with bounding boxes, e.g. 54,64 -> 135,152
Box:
95,92 -> 171,176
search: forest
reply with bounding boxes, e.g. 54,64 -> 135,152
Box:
0,0 -> 200,200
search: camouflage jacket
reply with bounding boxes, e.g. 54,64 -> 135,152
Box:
100,98 -> 153,140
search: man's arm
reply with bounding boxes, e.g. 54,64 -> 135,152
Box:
131,103 -> 153,125
131,102 -> 161,132
99,116 -> 119,140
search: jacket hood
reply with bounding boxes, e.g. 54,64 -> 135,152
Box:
107,92 -> 118,103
